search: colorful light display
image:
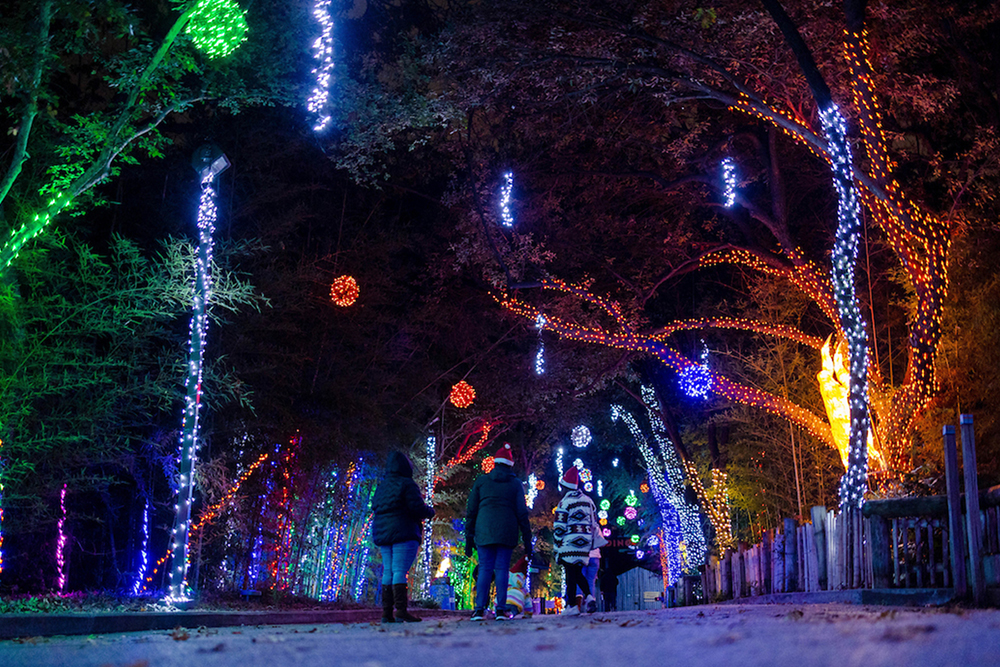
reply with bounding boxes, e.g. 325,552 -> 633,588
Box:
329,275 -> 359,306
449,380 -> 476,408
186,0 -> 248,59
481,456 -> 495,474
307,0 -> 335,132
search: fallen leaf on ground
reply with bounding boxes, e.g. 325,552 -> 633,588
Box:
169,627 -> 190,641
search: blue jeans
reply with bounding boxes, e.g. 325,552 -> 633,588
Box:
583,557 -> 600,600
475,545 -> 513,611
380,540 -> 419,585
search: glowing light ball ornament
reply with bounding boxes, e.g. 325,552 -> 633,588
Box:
186,0 -> 249,59
600,499 -> 611,511
616,516 -> 626,527
449,381 -> 475,408
571,425 -> 591,448
625,490 -> 639,507
329,275 -> 359,306
624,507 -> 637,520
679,341 -> 712,399
481,456 -> 495,474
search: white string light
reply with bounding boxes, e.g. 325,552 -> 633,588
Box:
678,340 -> 712,399
721,157 -> 737,207
306,0 -> 335,132
56,484 -> 68,592
819,104 -> 870,510
168,172 -> 221,601
570,425 -> 591,448
526,473 -> 539,509
421,436 -> 436,595
499,172 -> 515,227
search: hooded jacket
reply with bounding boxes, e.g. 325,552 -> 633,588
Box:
465,464 -> 532,549
372,451 -> 435,546
553,489 -> 605,565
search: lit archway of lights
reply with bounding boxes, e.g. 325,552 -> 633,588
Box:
307,0 -> 335,131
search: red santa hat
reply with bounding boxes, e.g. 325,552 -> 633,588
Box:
560,466 -> 579,489
510,556 -> 528,575
494,443 -> 514,467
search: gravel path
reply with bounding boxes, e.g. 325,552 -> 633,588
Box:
2,603 -> 999,667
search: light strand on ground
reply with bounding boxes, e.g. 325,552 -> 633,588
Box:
307,0 -> 335,132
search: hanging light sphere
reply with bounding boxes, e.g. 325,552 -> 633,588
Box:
624,506 -> 637,520
602,528 -> 612,538
571,425 -> 591,448
599,499 -> 611,511
616,516 -> 626,527
584,482 -> 593,492
481,456 -> 495,474
186,0 -> 249,59
535,479 -> 545,490
329,275 -> 359,306
639,482 -> 650,494
449,381 -> 476,408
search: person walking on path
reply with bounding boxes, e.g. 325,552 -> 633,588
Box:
372,450 -> 436,623
553,466 -> 606,615
465,443 -> 532,621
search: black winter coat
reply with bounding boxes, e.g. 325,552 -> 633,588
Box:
372,452 -> 435,546
465,465 -> 531,549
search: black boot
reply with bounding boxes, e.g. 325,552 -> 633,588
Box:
381,585 -> 395,623
393,583 -> 422,622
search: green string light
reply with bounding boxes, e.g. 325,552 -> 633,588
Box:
186,0 -> 248,59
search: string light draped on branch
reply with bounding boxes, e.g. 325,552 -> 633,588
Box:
678,341 -> 712,399
307,0 -> 336,131
499,172 -> 515,228
168,145 -> 230,601
721,157 -> 737,207
186,0 -> 248,59
819,104 -> 870,510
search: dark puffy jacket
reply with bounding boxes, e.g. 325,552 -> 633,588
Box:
372,451 -> 435,546
465,465 -> 531,549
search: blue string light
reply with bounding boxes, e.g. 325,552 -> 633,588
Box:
132,499 -> 151,596
678,341 -> 712,399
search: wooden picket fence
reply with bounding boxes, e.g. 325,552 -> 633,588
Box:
701,415 -> 1000,605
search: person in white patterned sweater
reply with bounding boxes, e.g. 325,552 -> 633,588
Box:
553,466 -> 606,615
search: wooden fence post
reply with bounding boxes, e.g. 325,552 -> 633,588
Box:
761,530 -> 772,595
943,424 -> 967,598
960,414 -> 985,605
869,514 -> 891,589
783,517 -> 798,592
772,530 -> 785,593
721,550 -> 733,599
811,506 -> 828,590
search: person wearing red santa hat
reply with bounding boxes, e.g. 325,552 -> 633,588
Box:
465,442 -> 532,621
553,466 -> 606,615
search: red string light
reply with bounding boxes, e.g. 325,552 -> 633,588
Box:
449,381 -> 476,408
329,275 -> 359,306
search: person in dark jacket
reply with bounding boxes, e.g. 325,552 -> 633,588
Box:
372,450 -> 435,623
465,443 -> 532,621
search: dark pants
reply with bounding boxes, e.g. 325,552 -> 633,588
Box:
476,544 -> 514,611
563,561 -> 590,606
